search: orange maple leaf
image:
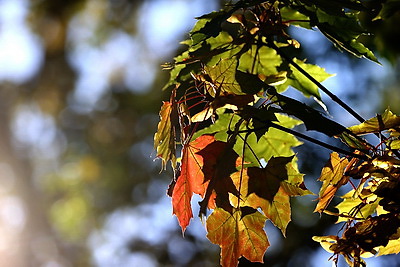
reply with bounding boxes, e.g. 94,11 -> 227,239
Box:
314,152 -> 349,213
206,207 -> 269,267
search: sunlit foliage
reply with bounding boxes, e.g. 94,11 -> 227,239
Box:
156,1 -> 400,266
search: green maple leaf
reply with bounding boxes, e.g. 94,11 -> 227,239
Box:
276,58 -> 333,99
162,51 -> 197,90
237,45 -> 283,78
202,58 -> 242,95
315,9 -> 378,62
190,111 -> 241,141
190,31 -> 242,66
206,207 -> 269,267
190,11 -> 231,46
280,6 -> 311,29
243,114 -> 302,164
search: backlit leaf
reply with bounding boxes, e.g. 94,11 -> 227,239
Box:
154,100 -> 177,170
237,45 -> 283,77
171,135 -> 215,232
348,108 -> 400,135
244,114 -> 303,163
190,31 -> 241,66
247,157 -> 292,234
388,139 -> 400,149
280,7 -> 311,29
315,9 -> 378,62
162,51 -> 200,90
276,58 -> 333,99
283,159 -> 313,196
335,189 -> 379,223
191,11 -> 230,46
230,156 -> 311,234
312,235 -> 338,253
314,152 -> 349,213
202,58 -> 243,95
378,238 -> 400,256
338,131 -> 371,151
191,111 -> 241,141
197,139 -> 239,214
206,207 -> 269,267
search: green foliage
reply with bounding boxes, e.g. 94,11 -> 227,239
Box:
155,0 -> 400,266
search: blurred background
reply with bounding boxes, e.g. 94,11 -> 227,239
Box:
0,0 -> 399,266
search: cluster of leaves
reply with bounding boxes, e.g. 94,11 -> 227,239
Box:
314,109 -> 400,266
154,0 -> 400,266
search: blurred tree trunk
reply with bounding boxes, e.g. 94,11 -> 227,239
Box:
0,84 -> 66,266
0,2 -> 81,266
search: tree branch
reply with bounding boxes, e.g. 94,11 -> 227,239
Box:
269,42 -> 366,123
238,122 -> 369,160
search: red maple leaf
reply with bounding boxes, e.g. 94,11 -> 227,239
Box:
197,139 -> 239,215
171,135 -> 215,233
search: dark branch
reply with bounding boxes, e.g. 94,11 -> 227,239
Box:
238,122 -> 369,160
269,42 -> 366,124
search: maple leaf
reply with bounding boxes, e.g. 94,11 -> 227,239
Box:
206,207 -> 269,267
312,235 -> 338,253
314,152 -> 349,213
238,114 -> 303,166
335,189 -> 379,223
230,156 -> 311,235
199,58 -> 242,95
237,45 -> 283,79
276,58 -> 333,99
282,159 -> 313,196
197,139 -> 239,215
171,135 -> 215,233
154,99 -> 178,170
246,157 -> 292,234
345,213 -> 400,253
348,108 -> 400,135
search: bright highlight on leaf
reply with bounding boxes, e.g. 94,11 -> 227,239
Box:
348,108 -> 400,135
314,152 -> 349,213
